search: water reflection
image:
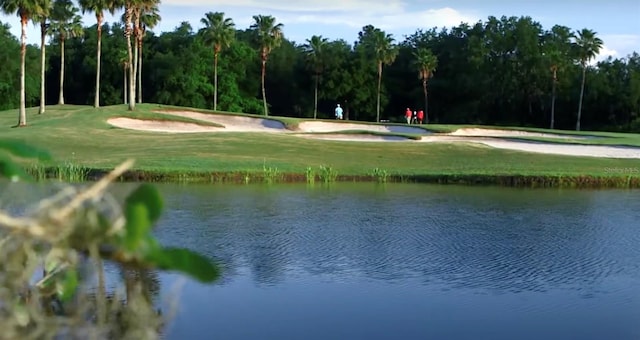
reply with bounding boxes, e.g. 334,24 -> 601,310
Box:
153,184 -> 639,292
151,183 -> 640,339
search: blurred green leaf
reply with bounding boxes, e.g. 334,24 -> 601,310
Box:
123,184 -> 164,250
147,247 -> 220,283
126,184 -> 163,223
0,140 -> 51,160
0,156 -> 30,181
57,269 -> 78,302
123,204 -> 151,250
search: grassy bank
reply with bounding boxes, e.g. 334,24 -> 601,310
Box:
3,104 -> 640,188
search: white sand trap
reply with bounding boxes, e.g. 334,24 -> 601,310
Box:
448,128 -> 594,139
419,136 -> 640,159
155,110 -> 287,132
107,111 -> 640,159
296,121 -> 430,134
297,133 -> 410,142
107,117 -> 224,133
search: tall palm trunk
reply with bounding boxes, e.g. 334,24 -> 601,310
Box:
18,15 -> 27,126
550,68 -> 557,129
123,63 -> 128,104
576,66 -> 586,131
422,79 -> 428,124
261,52 -> 268,116
313,74 -> 318,119
125,8 -> 135,111
132,42 -> 138,104
132,23 -> 139,108
213,51 -> 218,111
58,37 -> 65,105
94,15 -> 103,108
376,62 -> 382,123
39,21 -> 46,114
137,37 -> 142,103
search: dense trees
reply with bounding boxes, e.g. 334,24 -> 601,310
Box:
0,0 -> 49,126
0,13 -> 638,132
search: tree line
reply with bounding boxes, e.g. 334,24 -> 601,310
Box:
0,1 -> 639,131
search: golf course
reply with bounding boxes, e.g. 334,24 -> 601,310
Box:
3,104 -> 640,187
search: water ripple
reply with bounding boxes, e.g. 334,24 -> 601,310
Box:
152,184 -> 640,298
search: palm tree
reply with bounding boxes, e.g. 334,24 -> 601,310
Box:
31,0 -> 51,115
573,28 -> 603,131
412,48 -> 438,124
0,0 -> 49,126
250,15 -> 283,116
79,0 -> 118,108
547,50 -> 562,129
136,0 -> 160,104
49,0 -> 83,105
122,0 -> 139,110
303,35 -> 328,119
199,11 -> 234,111
372,29 -> 398,122
119,51 -> 129,104
544,25 -> 572,129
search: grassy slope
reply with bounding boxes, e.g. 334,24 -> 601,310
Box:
1,104 -> 640,178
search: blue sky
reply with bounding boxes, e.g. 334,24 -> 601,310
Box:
1,0 -> 639,61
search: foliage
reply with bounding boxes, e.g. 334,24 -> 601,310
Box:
318,165 -> 338,183
0,14 -> 637,129
0,140 -> 220,338
372,167 -> 388,183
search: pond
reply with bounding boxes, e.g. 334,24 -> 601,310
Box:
147,183 -> 640,340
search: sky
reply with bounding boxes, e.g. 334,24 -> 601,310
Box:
1,0 -> 639,61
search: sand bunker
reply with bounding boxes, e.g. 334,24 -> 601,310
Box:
107,117 -> 224,133
106,111 -> 640,159
418,136 -> 640,159
154,110 -> 287,132
298,133 -> 410,142
447,128 -> 594,139
296,121 -> 430,134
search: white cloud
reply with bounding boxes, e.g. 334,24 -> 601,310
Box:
599,34 -> 640,58
594,45 -> 618,64
162,0 -> 405,14
283,7 -> 477,31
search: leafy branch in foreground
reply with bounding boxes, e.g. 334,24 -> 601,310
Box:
0,140 -> 220,338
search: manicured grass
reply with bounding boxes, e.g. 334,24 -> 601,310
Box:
1,104 -> 640,186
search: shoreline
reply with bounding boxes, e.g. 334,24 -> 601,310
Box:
30,167 -> 640,189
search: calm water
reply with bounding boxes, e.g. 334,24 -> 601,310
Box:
144,183 -> 640,340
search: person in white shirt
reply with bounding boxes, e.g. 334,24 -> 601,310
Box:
335,104 -> 343,120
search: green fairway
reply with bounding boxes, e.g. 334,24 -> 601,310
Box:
1,104 -> 640,185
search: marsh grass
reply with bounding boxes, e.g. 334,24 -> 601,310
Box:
372,168 -> 389,183
262,164 -> 282,184
55,162 -> 90,182
25,163 -> 47,181
318,165 -> 338,183
305,167 -> 315,184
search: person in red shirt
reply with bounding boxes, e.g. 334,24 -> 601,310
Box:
405,108 -> 412,124
417,110 -> 424,124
